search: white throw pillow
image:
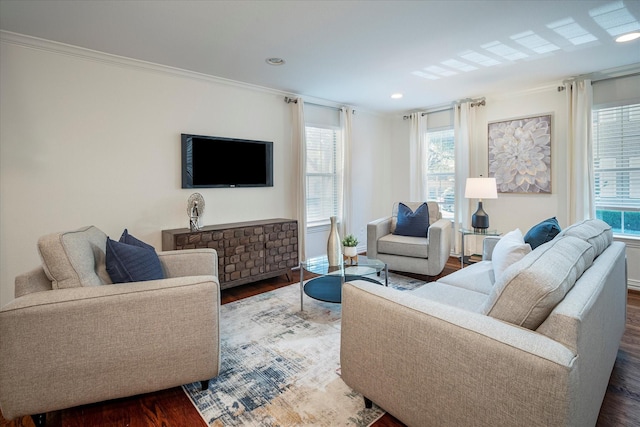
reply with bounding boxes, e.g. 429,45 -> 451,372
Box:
492,229 -> 532,279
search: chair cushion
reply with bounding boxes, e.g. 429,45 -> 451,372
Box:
558,218 -> 612,258
483,236 -> 595,330
106,237 -> 164,283
492,228 -> 531,279
378,234 -> 428,258
524,217 -> 561,250
393,202 -> 430,237
38,225 -> 112,289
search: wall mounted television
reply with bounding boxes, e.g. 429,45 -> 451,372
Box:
181,134 -> 273,188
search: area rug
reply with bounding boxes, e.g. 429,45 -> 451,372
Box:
183,272 -> 424,427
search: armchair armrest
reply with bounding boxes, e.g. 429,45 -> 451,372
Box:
340,281 -> 576,427
482,236 -> 501,261
367,217 -> 392,259
158,248 -> 218,278
0,276 -> 220,420
426,219 -> 452,272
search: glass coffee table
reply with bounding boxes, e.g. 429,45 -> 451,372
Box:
299,255 -> 387,310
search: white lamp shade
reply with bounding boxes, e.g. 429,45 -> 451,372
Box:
465,177 -> 498,199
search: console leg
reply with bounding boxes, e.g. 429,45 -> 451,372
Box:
31,413 -> 46,427
364,397 -> 373,409
200,380 -> 209,391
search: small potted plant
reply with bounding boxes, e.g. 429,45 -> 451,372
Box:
342,234 -> 359,258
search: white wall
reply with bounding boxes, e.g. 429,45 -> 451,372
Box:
0,35 -> 395,306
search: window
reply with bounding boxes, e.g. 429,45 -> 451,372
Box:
425,127 -> 455,219
593,103 -> 640,236
305,125 -> 340,225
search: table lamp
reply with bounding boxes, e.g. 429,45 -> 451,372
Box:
464,177 -> 498,233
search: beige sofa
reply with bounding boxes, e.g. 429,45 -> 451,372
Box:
0,226 -> 221,425
342,219 -> 627,427
367,202 -> 452,276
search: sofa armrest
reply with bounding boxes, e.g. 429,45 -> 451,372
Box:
482,236 -> 501,261
0,276 -> 220,420
367,217 -> 392,259
340,281 -> 576,427
158,248 -> 218,278
427,219 -> 452,272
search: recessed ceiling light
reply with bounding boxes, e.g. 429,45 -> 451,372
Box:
616,32 -> 640,42
391,93 -> 403,99
266,57 -> 286,65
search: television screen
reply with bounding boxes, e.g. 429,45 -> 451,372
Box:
182,134 -> 274,188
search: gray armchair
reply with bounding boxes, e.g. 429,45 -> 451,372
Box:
367,202 -> 452,276
0,226 -> 220,425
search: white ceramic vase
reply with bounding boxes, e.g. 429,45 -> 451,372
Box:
327,216 -> 342,266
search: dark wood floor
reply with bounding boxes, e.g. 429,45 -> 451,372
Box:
2,257 -> 638,427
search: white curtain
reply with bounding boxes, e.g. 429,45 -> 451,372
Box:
291,98 -> 307,261
453,101 -> 473,254
339,107 -> 354,237
565,79 -> 594,222
409,112 -> 428,201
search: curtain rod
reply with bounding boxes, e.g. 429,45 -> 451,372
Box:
284,96 -> 345,112
558,71 -> 640,91
402,98 -> 485,120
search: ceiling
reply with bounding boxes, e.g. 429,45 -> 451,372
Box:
1,0 -> 639,113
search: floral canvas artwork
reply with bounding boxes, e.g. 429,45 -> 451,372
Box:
488,114 -> 551,193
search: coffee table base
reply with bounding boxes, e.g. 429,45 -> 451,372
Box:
302,274 -> 382,307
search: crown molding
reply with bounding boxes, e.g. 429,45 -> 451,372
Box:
0,30 -> 292,98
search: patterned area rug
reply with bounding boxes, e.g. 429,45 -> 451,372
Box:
183,272 -> 425,427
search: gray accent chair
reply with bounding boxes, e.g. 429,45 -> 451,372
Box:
367,202 -> 452,276
0,226 -> 220,426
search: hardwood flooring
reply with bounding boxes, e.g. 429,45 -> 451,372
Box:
1,257 -> 639,427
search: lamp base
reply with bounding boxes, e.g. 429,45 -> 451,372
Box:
471,201 -> 490,232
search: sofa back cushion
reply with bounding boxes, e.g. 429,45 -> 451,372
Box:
483,236 -> 595,330
390,201 -> 441,233
557,219 -> 612,258
38,226 -> 112,289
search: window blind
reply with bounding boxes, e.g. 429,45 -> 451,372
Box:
593,103 -> 640,211
305,125 -> 339,224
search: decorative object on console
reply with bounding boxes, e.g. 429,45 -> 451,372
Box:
187,192 -> 205,231
342,234 -> 359,264
464,177 -> 498,232
327,216 -> 342,267
488,114 -> 552,193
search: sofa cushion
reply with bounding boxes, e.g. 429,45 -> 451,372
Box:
38,225 -> 112,289
106,237 -> 164,283
436,260 -> 495,294
378,234 -> 428,258
390,201 -> 441,233
483,236 -> 595,330
558,219 -> 612,258
393,202 -> 429,237
492,229 -> 531,279
524,217 -> 561,250
411,281 -> 488,312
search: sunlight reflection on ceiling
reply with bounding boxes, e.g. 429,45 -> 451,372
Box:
412,0 -> 640,82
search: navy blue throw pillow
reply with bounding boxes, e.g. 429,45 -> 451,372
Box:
524,217 -> 561,250
106,237 -> 164,284
394,202 -> 430,237
119,228 -> 155,251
